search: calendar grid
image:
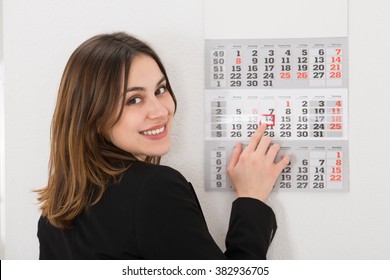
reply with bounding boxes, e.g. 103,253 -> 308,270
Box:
205,37 -> 348,191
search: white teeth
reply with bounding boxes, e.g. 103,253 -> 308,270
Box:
142,126 -> 165,136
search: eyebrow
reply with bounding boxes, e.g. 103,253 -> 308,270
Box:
125,77 -> 166,93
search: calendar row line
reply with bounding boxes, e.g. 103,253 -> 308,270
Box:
208,125 -> 344,139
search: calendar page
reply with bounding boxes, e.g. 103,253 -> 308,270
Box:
204,37 -> 348,191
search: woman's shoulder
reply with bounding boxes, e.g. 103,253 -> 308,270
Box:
124,161 -> 185,179
119,161 -> 189,192
125,162 -> 190,196
94,161 -> 191,214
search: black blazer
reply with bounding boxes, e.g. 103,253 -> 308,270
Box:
38,161 -> 277,259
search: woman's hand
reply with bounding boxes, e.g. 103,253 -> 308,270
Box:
227,123 -> 290,202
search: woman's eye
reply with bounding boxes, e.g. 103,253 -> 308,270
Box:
127,97 -> 142,105
156,86 -> 167,96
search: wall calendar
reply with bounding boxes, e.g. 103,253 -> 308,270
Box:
204,37 -> 348,191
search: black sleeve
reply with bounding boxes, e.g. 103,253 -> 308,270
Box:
134,165 -> 276,259
225,198 -> 277,259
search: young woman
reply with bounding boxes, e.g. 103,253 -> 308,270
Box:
36,32 -> 290,259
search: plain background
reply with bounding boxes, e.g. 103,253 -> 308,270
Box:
1,0 -> 390,259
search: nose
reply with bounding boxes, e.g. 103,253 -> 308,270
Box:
146,96 -> 168,120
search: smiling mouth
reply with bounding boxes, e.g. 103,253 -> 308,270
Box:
141,126 -> 165,136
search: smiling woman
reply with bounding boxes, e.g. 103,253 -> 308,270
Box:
109,55 -> 175,161
36,32 -> 289,260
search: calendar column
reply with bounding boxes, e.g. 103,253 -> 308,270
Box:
210,100 -> 227,138
210,149 -> 227,188
277,45 -> 293,87
210,48 -> 226,88
227,95 -> 243,139
295,45 -> 309,87
327,149 -> 343,190
228,46 -> 243,88
310,45 -> 326,86
293,147 -> 310,189
310,100 -> 326,138
309,150 -> 326,189
277,98 -> 293,138
245,45 -> 260,88
326,100 -> 343,138
326,46 -> 343,87
279,159 -> 292,189
260,46 -> 275,87
243,95 -> 260,138
260,97 -> 276,137
295,98 -> 310,138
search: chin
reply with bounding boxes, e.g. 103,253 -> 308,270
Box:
145,145 -> 171,158
151,150 -> 170,158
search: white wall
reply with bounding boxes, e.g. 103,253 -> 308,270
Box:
1,0 -> 390,259
0,0 -> 5,260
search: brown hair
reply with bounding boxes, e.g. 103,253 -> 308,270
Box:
36,32 -> 176,228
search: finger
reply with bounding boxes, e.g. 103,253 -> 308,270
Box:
227,142 -> 243,174
275,155 -> 291,174
264,143 -> 281,164
246,122 -> 267,152
256,135 -> 272,155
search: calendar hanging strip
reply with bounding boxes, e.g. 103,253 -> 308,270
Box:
204,37 -> 349,192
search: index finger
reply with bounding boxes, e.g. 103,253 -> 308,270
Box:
246,122 -> 267,152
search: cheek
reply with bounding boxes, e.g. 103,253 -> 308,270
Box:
109,112 -> 138,141
108,124 -> 123,147
165,94 -> 176,115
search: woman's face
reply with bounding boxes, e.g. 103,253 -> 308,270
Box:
109,54 -> 175,160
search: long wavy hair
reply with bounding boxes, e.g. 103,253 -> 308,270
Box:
36,32 -> 177,229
